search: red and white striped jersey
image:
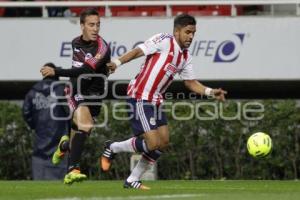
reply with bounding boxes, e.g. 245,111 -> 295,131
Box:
127,33 -> 195,104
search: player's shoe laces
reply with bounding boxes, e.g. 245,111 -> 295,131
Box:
63,169 -> 87,185
100,140 -> 115,172
123,180 -> 150,190
52,135 -> 69,165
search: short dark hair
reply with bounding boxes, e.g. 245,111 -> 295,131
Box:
174,14 -> 196,29
80,8 -> 99,24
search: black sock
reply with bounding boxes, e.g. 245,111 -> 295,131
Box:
60,140 -> 70,152
68,130 -> 88,172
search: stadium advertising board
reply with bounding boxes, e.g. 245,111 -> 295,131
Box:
0,17 -> 299,80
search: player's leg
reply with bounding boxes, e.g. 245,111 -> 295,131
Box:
109,124 -> 167,154
101,99 -> 161,171
156,125 -> 169,150
124,154 -> 152,190
52,122 -> 73,165
124,150 -> 160,190
122,116 -> 168,153
123,139 -> 164,190
52,86 -> 73,165
124,107 -> 169,189
121,130 -> 161,190
101,130 -> 159,172
52,134 -> 70,165
104,129 -> 159,154
136,108 -> 169,166
125,125 -> 168,189
64,105 -> 93,184
69,105 -> 93,170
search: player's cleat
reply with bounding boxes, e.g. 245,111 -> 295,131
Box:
52,135 -> 69,165
123,180 -> 150,190
100,140 -> 115,172
63,169 -> 87,185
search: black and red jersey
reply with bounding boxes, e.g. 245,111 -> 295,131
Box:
55,35 -> 111,97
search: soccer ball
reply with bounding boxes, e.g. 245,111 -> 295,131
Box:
247,132 -> 272,158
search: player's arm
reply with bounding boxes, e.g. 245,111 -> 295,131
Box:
184,79 -> 227,101
40,63 -> 94,78
119,47 -> 145,64
107,33 -> 170,74
55,65 -> 94,77
107,47 -> 144,74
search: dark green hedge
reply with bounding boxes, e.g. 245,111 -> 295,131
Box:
0,100 -> 299,180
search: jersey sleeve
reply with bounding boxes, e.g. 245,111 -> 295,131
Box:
138,33 -> 172,56
178,55 -> 195,80
55,65 -> 94,77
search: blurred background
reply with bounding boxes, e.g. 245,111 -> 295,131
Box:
0,0 -> 299,181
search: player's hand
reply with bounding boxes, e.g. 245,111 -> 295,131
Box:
40,66 -> 55,77
95,53 -> 102,60
106,62 -> 117,74
212,88 -> 227,101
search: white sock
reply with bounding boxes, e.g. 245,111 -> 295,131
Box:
110,138 -> 135,153
127,156 -> 151,182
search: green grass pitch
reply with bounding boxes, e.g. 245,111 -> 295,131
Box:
1,180 -> 300,200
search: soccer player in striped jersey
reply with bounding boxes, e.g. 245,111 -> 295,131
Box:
101,14 -> 227,189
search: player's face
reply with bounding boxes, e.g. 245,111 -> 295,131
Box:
81,15 -> 100,41
175,25 -> 196,49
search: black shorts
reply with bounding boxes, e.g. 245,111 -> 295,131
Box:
64,87 -> 102,117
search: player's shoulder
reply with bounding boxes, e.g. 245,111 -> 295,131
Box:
98,35 -> 107,44
149,33 -> 173,44
71,36 -> 81,46
97,36 -> 111,55
99,36 -> 109,46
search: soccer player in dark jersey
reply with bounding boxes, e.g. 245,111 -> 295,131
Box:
40,8 -> 111,184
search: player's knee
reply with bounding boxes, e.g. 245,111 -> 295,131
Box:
160,139 -> 169,149
73,106 -> 94,133
147,144 -> 159,151
76,121 -> 94,133
79,125 -> 93,133
145,140 -> 160,151
158,138 -> 169,150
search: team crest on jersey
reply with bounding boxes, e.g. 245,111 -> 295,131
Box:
164,63 -> 177,77
85,53 -> 93,61
152,33 -> 172,44
149,117 -> 156,126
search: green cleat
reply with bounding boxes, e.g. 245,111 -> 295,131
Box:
63,169 -> 87,185
52,135 -> 69,165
